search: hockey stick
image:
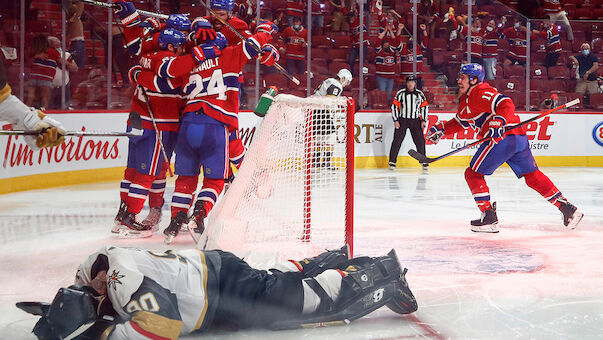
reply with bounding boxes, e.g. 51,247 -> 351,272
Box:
195,0 -> 301,85
0,129 -> 142,137
408,98 -> 580,164
80,0 -> 170,20
138,86 -> 174,177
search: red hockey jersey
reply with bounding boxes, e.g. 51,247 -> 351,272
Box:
375,37 -> 399,78
502,27 -> 527,62
286,0 -> 304,17
279,26 -> 308,60
536,24 -> 562,54
156,32 -> 272,130
399,37 -> 428,75
443,82 -> 525,139
482,29 -> 500,58
131,50 -> 183,131
543,0 -> 562,14
205,15 -> 252,46
454,22 -> 484,60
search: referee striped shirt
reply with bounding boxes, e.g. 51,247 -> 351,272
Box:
391,88 -> 429,121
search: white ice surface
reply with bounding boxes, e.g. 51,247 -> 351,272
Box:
0,167 -> 602,339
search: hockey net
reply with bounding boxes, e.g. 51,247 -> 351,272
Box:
206,94 -> 354,260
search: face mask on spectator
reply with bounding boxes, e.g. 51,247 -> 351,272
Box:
387,19 -> 393,23
293,24 -> 301,30
486,26 -> 493,32
582,49 -> 590,55
514,22 -> 520,29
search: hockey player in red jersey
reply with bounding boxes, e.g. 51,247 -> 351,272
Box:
426,64 -> 583,232
152,21 -> 280,244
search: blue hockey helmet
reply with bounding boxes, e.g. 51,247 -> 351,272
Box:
459,63 -> 485,83
166,14 -> 191,31
211,0 -> 235,11
158,28 -> 187,50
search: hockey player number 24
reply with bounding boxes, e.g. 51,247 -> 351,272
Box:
185,70 -> 227,101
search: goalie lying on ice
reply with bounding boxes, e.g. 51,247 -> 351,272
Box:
20,245 -> 417,339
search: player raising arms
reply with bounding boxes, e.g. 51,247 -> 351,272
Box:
427,64 -> 583,233
23,245 -> 417,339
150,20 -> 280,244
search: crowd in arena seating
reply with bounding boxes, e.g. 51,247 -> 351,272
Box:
1,0 -> 603,110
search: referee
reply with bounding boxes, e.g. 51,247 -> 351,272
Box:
389,75 -> 429,169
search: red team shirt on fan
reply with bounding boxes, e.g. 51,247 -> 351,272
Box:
482,29 -> 500,58
543,0 -> 562,14
443,83 -> 526,139
399,36 -> 428,75
454,22 -> 484,60
536,24 -> 562,54
280,26 -> 308,60
502,26 -> 527,62
286,0 -> 304,17
30,48 -> 61,82
157,33 -> 272,131
375,37 -> 400,78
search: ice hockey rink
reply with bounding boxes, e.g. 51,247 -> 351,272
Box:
0,166 -> 602,339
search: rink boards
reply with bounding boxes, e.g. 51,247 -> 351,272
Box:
0,110 -> 602,193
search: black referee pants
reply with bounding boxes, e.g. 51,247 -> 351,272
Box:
389,118 -> 426,166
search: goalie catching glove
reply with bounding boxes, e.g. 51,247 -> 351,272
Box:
426,122 -> 445,144
23,110 -> 66,149
259,44 -> 279,66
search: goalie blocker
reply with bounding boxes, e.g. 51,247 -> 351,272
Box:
18,247 -> 417,339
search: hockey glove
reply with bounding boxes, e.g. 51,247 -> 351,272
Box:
426,122 -> 445,144
191,44 -> 222,64
140,17 -> 163,37
35,111 -> 66,149
211,32 -> 228,50
484,115 -> 506,144
114,0 -> 139,26
128,65 -> 142,84
259,44 -> 279,66
256,20 -> 278,35
189,18 -> 218,44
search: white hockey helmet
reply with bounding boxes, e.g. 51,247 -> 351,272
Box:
337,68 -> 353,87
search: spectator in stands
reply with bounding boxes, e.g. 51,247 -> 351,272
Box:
451,15 -> 484,66
532,18 -> 562,69
418,0 -> 439,38
400,24 -> 429,88
570,43 -> 600,98
279,16 -> 308,75
48,36 -> 78,109
310,0 -> 325,35
542,0 -> 573,42
539,93 -> 559,110
329,0 -> 348,32
347,2 -> 369,74
482,19 -> 502,80
110,25 -> 131,87
285,0 -> 304,27
234,0 -> 257,25
378,9 -> 402,35
502,17 -> 528,68
375,35 -> 400,96
26,34 -> 61,110
66,0 -> 86,68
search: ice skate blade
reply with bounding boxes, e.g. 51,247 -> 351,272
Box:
111,224 -> 125,234
187,222 -> 208,248
566,211 -> 584,230
164,234 -> 175,245
471,224 -> 499,233
118,229 -> 153,238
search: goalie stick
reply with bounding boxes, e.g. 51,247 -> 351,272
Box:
0,129 -> 142,137
80,0 -> 173,20
408,98 -> 580,164
195,0 -> 301,85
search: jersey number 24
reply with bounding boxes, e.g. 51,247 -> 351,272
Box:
184,70 -> 227,101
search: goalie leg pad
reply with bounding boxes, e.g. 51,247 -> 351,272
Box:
270,250 -> 406,330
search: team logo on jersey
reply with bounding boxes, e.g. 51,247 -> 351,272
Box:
593,122 -> 603,147
108,270 -> 125,291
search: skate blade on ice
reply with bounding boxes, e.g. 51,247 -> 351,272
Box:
118,228 -> 153,238
187,221 -> 208,248
164,234 -> 175,245
566,211 -> 584,230
471,223 -> 499,233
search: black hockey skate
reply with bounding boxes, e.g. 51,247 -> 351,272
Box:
111,200 -> 127,233
163,211 -> 188,244
558,200 -> 583,229
187,201 -> 208,246
294,244 -> 352,278
118,212 -> 153,238
470,202 -> 499,233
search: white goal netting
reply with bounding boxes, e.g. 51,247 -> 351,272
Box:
206,94 -> 353,260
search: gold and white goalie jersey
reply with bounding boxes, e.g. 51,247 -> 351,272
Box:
75,246 -> 220,340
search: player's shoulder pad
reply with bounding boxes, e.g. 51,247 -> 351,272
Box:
105,248 -> 144,309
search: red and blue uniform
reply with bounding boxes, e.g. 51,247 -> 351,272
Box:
442,82 -> 563,212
